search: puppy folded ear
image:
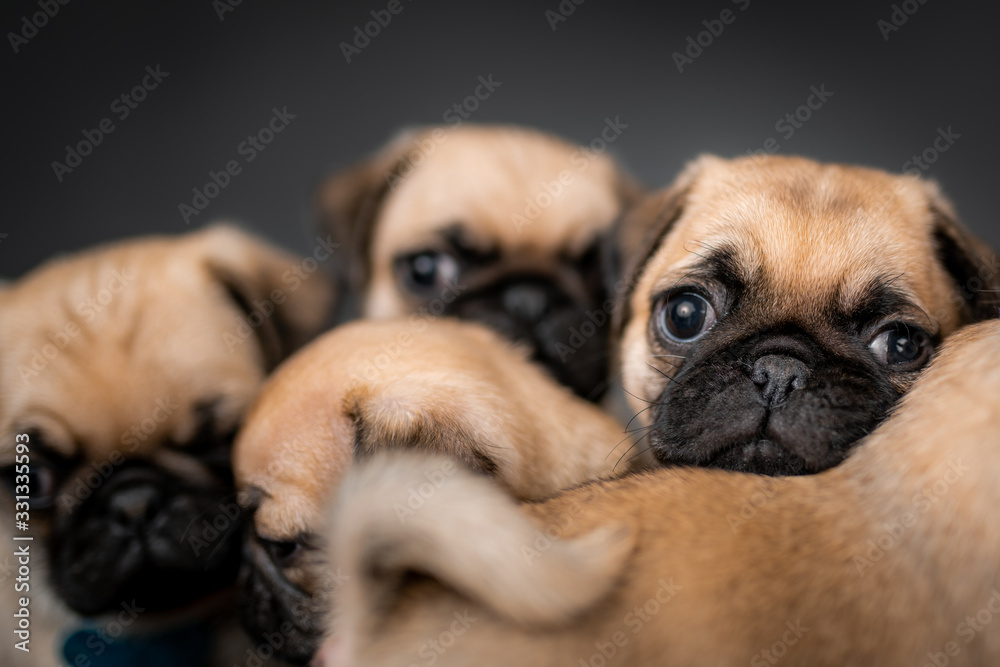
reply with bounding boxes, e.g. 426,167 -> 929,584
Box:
610,155 -> 715,339
197,223 -> 335,370
330,453 -> 634,629
923,183 -> 1000,323
314,129 -> 425,312
344,384 -> 500,479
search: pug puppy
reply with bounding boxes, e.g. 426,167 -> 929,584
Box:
323,319 -> 1000,667
232,318 -> 633,664
317,124 -> 639,402
0,225 -> 333,667
612,154 -> 998,475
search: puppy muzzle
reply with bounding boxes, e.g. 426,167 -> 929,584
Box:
451,275 -> 611,401
238,533 -> 327,665
49,463 -> 242,615
651,331 -> 897,475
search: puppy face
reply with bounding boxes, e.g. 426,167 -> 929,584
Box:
617,155 -> 998,475
0,226 -> 331,624
318,125 -> 637,401
232,318 -> 629,664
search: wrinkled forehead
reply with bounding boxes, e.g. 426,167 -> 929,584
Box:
645,164 -> 941,320
375,132 -> 622,258
0,260 -> 261,461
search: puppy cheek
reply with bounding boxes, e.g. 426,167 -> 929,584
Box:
620,336 -> 663,421
363,278 -> 406,319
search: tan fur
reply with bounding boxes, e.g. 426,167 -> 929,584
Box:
618,154 -> 998,416
324,320 -> 1000,666
0,224 -> 333,666
316,124 -> 636,317
234,318 -> 634,599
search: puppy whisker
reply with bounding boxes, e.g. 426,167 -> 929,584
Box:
646,362 -> 680,386
622,407 -> 657,437
622,387 -> 660,406
613,430 -> 654,472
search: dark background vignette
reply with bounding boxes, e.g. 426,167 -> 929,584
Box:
3,0 -> 998,278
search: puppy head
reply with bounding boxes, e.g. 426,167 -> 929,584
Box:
617,155 -> 999,475
317,124 -> 638,401
233,318 -> 630,664
0,225 -> 332,616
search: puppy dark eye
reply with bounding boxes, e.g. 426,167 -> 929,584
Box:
868,324 -> 933,368
259,536 -> 301,566
397,251 -> 461,293
2,463 -> 57,509
657,292 -> 717,342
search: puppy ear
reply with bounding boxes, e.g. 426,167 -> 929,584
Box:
197,223 -> 335,370
330,453 -> 635,629
314,129 -> 424,314
345,385 -> 500,479
923,183 -> 1000,323
610,155 -> 713,338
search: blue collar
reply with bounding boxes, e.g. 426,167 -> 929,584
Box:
62,622 -> 212,667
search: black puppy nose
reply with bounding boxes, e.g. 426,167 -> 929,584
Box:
502,283 -> 549,323
752,355 -> 809,407
107,483 -> 161,527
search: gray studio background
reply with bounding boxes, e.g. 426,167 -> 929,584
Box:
4,0 -> 999,279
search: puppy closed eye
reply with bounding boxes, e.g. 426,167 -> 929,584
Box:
260,537 -> 301,565
868,324 -> 934,368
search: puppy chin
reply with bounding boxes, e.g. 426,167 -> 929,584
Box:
238,536 -> 326,665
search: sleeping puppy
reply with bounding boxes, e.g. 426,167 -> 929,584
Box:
323,319 -> 1000,667
613,154 -> 998,475
232,319 -> 632,664
317,124 -> 639,402
0,225 -> 332,667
